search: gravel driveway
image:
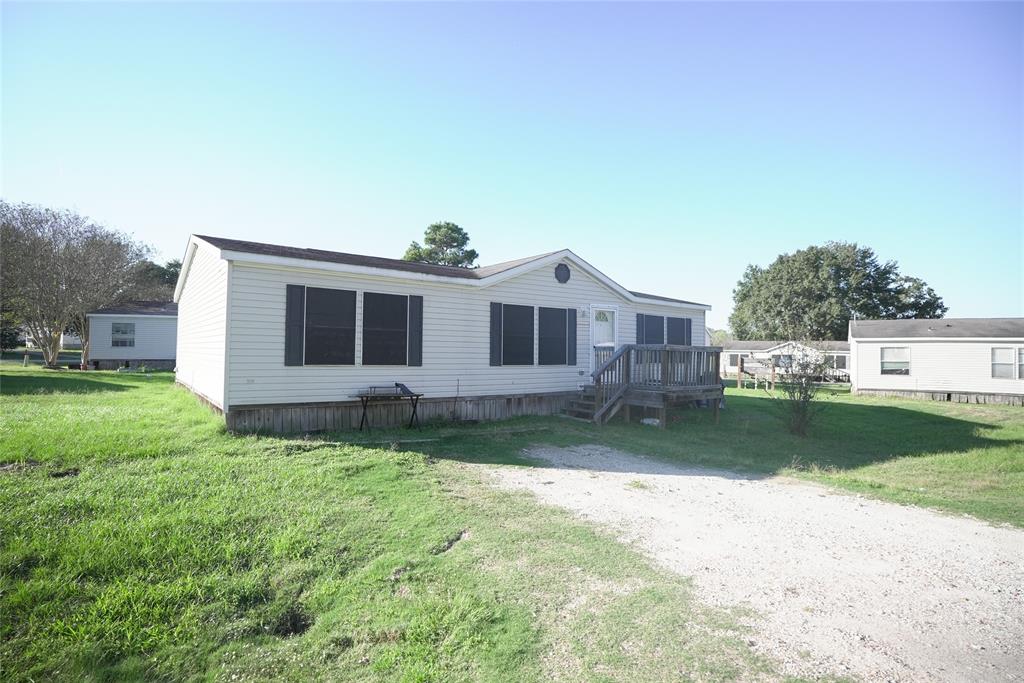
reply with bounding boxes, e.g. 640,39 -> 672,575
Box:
483,445 -> 1024,682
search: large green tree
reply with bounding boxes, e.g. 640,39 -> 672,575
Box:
729,242 -> 947,341
402,222 -> 478,267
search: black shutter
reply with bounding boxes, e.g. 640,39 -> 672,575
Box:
567,308 -> 577,366
685,318 -> 693,345
408,295 -> 423,366
489,302 -> 502,366
285,284 -> 305,366
636,313 -> 645,344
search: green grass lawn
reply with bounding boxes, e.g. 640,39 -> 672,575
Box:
2,365 -> 1020,681
0,366 -> 775,682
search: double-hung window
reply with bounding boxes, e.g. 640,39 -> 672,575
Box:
362,293 -> 408,365
538,307 -> 570,365
501,304 -> 535,365
991,347 -> 1015,379
111,322 -> 135,347
880,347 -> 910,375
303,287 -> 356,365
636,314 -> 664,344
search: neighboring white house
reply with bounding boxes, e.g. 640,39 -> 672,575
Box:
721,340 -> 850,378
173,234 -> 713,431
86,301 -> 178,370
24,331 -> 82,350
849,318 -> 1024,405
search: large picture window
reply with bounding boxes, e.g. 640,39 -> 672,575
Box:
304,287 -> 356,365
880,347 -> 910,375
363,293 -> 409,365
502,304 -> 534,365
539,307 -> 569,365
111,322 -> 135,347
992,347 -> 1015,379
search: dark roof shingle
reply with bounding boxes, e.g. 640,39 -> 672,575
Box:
194,234 -> 708,307
89,301 -> 178,316
850,318 -> 1024,339
195,235 -> 556,280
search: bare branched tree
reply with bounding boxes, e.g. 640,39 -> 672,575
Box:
1,201 -> 151,367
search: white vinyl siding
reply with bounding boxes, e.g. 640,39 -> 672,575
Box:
224,258 -> 706,407
88,315 -> 176,360
850,340 -> 1024,396
175,241 -> 228,408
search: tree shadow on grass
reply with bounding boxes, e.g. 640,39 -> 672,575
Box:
384,394 -> 1022,479
0,372 -> 134,395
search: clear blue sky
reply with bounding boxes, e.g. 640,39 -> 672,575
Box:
3,1 -> 1021,328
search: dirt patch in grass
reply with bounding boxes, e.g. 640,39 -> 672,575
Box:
485,445 -> 1024,682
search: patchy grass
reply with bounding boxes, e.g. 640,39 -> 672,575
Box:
0,366 -> 775,682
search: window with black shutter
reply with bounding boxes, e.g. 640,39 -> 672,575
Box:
502,304 -> 534,365
304,287 -> 356,365
538,307 -> 569,365
363,292 -> 409,365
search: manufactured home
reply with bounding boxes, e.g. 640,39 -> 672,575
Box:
86,301 -> 178,369
849,318 -> 1024,405
721,340 -> 849,379
173,235 -> 723,432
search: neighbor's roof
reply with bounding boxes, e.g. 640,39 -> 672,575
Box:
88,301 -> 178,316
722,340 -> 850,352
189,235 -> 709,308
850,318 -> 1024,339
195,235 -> 558,280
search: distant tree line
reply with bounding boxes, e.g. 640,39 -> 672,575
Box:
0,201 -> 178,365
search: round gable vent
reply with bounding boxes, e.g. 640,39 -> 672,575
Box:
555,263 -> 571,283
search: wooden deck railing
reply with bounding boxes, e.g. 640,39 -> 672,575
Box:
591,344 -> 722,423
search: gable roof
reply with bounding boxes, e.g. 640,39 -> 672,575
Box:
178,234 -> 710,310
850,318 -> 1024,339
193,235 -> 557,281
722,340 -> 850,352
88,301 -> 178,316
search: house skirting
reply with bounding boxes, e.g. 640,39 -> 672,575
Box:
93,358 -> 175,370
224,391 -> 578,434
854,388 -> 1023,406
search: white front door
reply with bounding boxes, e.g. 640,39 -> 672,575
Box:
591,307 -> 618,374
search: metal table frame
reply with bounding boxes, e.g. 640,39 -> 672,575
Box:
355,384 -> 423,431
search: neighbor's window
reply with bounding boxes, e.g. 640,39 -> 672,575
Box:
834,354 -> 848,370
304,287 -> 356,365
1019,349 -> 1024,380
111,322 -> 135,347
991,347 -> 1015,379
538,307 -> 569,365
880,347 -> 910,375
502,304 -> 534,365
728,353 -> 739,366
362,293 -> 408,365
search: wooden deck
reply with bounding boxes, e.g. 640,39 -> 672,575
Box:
590,344 -> 724,427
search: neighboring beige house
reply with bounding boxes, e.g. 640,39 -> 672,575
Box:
173,234 -> 713,431
849,318 -> 1024,405
87,301 -> 178,370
